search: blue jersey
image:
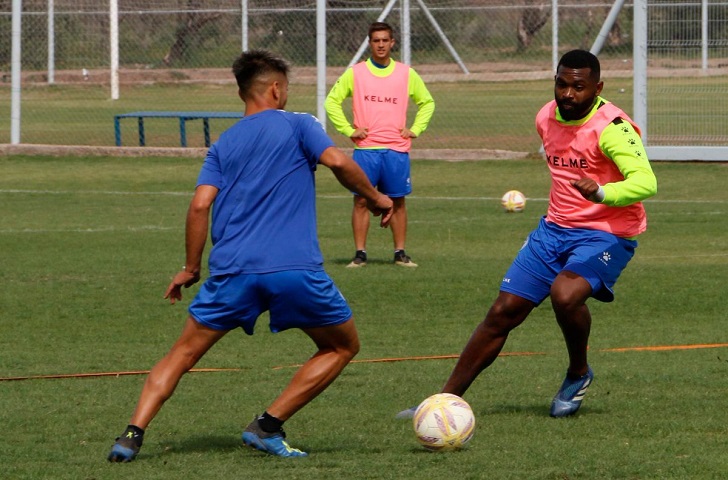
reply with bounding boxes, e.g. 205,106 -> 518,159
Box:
196,109 -> 334,275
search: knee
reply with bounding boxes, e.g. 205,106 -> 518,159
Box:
550,271 -> 592,314
344,336 -> 360,360
549,288 -> 585,314
484,297 -> 529,335
170,345 -> 204,373
326,331 -> 360,363
392,197 -> 405,212
482,302 -> 520,335
353,197 -> 368,209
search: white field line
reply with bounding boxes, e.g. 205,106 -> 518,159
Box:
0,225 -> 180,234
639,253 -> 728,259
0,189 -> 725,204
0,191 -> 724,235
0,189 -> 190,196
323,195 -> 727,204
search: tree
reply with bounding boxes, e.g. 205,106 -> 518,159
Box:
163,0 -> 222,65
517,1 -> 550,51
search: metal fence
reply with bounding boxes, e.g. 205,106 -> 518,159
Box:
640,0 -> 728,160
1,0 -> 727,158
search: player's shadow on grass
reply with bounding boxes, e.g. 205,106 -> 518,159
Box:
480,404 -> 547,416
480,404 -> 603,417
158,434 -> 241,455
158,435 -> 364,457
409,446 -> 472,455
330,257 -> 397,267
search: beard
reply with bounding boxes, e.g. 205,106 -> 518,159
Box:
555,97 -> 594,121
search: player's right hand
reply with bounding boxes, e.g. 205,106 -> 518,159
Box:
164,269 -> 201,304
570,178 -> 604,202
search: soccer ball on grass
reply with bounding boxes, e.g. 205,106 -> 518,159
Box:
413,393 -> 475,451
500,190 -> 527,213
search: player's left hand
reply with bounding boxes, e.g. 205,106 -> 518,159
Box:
164,269 -> 201,304
400,127 -> 417,139
350,127 -> 368,141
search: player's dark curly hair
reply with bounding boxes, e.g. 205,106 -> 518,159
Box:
558,49 -> 600,81
368,21 -> 394,39
232,49 -> 290,98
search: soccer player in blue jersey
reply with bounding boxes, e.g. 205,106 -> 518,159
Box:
107,50 -> 393,461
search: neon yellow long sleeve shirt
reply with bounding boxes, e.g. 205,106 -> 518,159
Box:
324,59 -> 435,140
555,98 -> 657,207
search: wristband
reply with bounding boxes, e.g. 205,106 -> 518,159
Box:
591,185 -> 605,203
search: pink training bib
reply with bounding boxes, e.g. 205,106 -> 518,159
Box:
352,61 -> 411,152
536,100 -> 647,238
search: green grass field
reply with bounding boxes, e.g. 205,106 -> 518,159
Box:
1,155 -> 727,479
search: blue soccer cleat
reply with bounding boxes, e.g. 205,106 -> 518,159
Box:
394,406 -> 417,419
242,420 -> 308,458
107,431 -> 142,463
550,366 -> 594,418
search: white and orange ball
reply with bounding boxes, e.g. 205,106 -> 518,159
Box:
413,393 -> 475,451
501,190 -> 527,213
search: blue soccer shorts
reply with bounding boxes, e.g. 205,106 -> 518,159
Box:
188,270 -> 353,335
352,148 -> 412,197
501,216 -> 638,304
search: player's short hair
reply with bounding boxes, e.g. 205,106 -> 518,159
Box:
232,49 -> 290,97
368,21 -> 394,40
558,49 -> 601,81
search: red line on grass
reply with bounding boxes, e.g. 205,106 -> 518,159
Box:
2,343 -> 727,382
599,343 -> 728,352
271,350 -> 545,370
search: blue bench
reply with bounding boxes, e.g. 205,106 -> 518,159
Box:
114,111 -> 243,147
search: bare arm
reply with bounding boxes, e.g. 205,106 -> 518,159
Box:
319,146 -> 393,227
164,184 -> 219,304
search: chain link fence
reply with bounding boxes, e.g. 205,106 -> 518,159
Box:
1,0 -> 727,154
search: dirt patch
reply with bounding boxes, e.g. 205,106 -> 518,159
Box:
10,58 -> 728,87
0,143 -> 531,161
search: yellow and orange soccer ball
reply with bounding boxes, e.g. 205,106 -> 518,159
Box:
500,189 -> 527,213
413,393 -> 475,451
